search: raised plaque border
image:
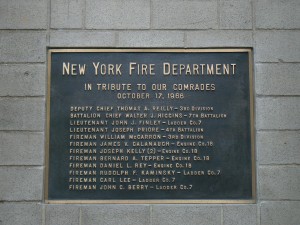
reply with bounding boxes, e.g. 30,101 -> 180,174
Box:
44,48 -> 256,204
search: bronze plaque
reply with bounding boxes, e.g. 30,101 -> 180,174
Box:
45,49 -> 255,203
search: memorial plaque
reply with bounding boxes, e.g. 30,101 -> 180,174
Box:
45,49 -> 255,203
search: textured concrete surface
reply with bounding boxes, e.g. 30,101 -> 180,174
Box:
257,131 -> 300,165
256,0 -> 300,29
220,0 -> 252,29
118,31 -> 184,47
0,203 -> 42,225
81,205 -> 150,225
255,63 -> 300,95
51,0 -> 84,28
86,0 -> 150,29
0,132 -> 44,165
256,97 -> 300,130
0,31 -> 46,62
0,167 -> 43,201
186,30 -> 253,47
45,205 -> 80,225
261,201 -> 300,225
0,0 -> 47,29
0,64 -> 46,96
152,0 -> 218,29
0,98 -> 45,131
259,166 -> 300,200
255,31 -> 300,62
223,205 -> 257,225
152,205 -> 221,225
50,31 -> 116,47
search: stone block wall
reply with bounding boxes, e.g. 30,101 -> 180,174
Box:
0,0 -> 299,224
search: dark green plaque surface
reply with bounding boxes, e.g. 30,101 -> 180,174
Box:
46,49 -> 255,203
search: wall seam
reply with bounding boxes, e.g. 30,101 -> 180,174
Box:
42,204 -> 46,225
221,205 -> 224,225
79,207 -> 82,225
150,204 -> 153,225
82,0 -> 86,29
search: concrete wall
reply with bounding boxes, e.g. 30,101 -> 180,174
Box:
0,0 -> 299,224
